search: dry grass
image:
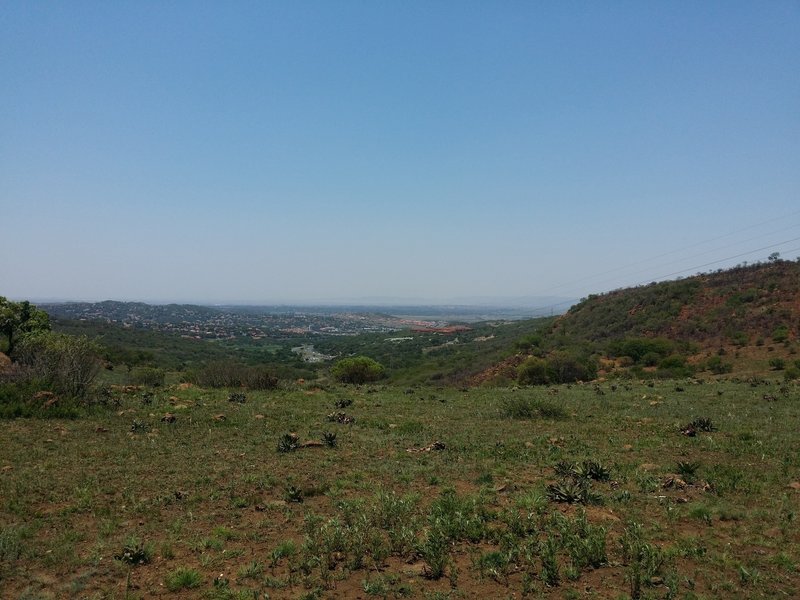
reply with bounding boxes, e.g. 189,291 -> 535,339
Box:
1,378 -> 799,598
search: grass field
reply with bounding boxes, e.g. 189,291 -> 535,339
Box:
1,379 -> 798,599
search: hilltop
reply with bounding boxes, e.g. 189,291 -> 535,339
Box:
479,259 -> 800,384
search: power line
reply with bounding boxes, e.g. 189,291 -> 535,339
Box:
524,236 -> 800,316
541,209 -> 800,295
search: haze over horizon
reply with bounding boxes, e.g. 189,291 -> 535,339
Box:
2,2 -> 799,305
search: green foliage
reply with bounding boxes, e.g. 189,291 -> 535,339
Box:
165,567 -> 202,591
0,297 -> 50,354
277,433 -> 300,453
517,352 -> 596,385
768,357 -> 786,370
656,354 -> 694,378
189,360 -> 278,390
516,357 -> 550,385
706,355 -> 733,374
500,396 -> 566,420
14,332 -> 100,399
609,338 -> 673,364
129,366 -> 165,387
331,356 -> 386,384
621,522 -> 668,599
114,538 -> 153,565
772,325 -> 790,343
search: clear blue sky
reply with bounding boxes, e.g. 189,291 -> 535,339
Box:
2,2 -> 799,305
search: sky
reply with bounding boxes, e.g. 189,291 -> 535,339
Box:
1,1 -> 799,306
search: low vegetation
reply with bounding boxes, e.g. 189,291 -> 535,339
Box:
0,379 -> 798,597
1,261 -> 799,597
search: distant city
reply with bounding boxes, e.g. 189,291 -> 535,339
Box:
39,299 -> 570,341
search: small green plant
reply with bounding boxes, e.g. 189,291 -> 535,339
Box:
277,433 -> 300,453
539,536 -> 560,586
574,460 -> 611,481
114,539 -> 152,565
676,460 -> 701,483
228,391 -> 247,403
621,522 -> 667,599
547,478 -> 602,505
284,485 -> 304,503
270,539 -> 297,567
322,431 -> 337,447
334,397 -> 353,409
362,575 -> 390,596
236,560 -> 264,580
682,417 -> 715,435
165,567 -> 202,591
130,419 -> 149,433
417,525 -> 449,579
326,411 -> 356,424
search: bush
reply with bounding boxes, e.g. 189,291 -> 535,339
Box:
189,360 -> 278,390
768,357 -> 786,371
517,357 -> 551,385
129,366 -> 165,387
784,366 -> 800,381
548,351 -> 597,383
330,356 -> 385,384
500,396 -> 566,420
706,355 -> 733,375
14,332 -> 100,399
772,325 -> 790,343
609,338 -> 672,364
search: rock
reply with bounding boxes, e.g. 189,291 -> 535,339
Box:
788,481 -> 800,491
161,413 -> 177,424
300,440 -> 324,448
212,414 -> 226,422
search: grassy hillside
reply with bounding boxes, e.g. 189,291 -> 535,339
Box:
482,260 -> 800,385
555,259 -> 799,350
1,379 -> 798,598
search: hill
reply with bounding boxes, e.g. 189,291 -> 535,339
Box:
480,259 -> 800,384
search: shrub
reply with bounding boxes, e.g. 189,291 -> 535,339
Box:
129,366 -> 165,387
706,355 -> 733,375
330,356 -> 385,384
772,325 -> 790,343
517,357 -> 551,385
609,338 -> 672,364
548,351 -> 597,383
14,332 -> 100,399
769,357 -> 786,371
501,397 -> 566,420
190,360 -> 278,390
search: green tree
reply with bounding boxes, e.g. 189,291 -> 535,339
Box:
517,356 -> 551,385
330,356 -> 385,384
0,297 -> 51,354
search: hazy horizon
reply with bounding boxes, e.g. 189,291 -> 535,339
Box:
2,3 -> 798,304
23,294 -> 575,310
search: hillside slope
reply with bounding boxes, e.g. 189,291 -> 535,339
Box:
480,259 -> 800,384
556,259 -> 799,348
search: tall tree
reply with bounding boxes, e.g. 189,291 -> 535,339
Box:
0,297 -> 51,354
